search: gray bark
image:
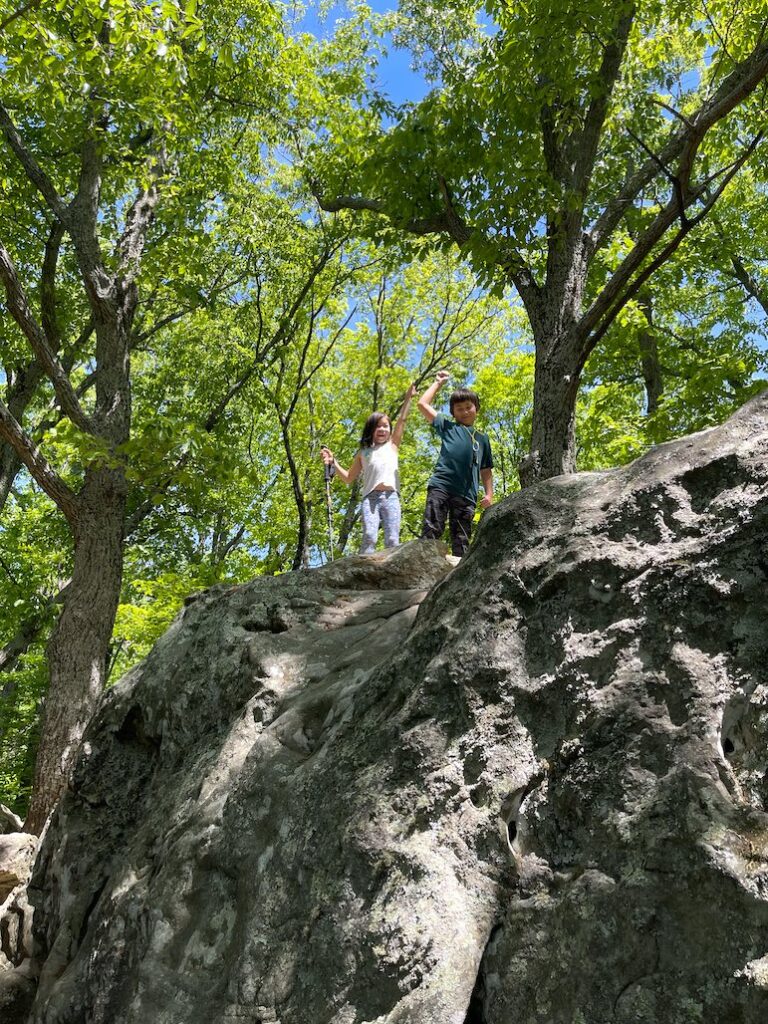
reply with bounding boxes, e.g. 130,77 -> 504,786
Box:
25,467 -> 128,833
520,327 -> 581,485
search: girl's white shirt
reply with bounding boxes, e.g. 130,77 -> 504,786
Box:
359,441 -> 400,496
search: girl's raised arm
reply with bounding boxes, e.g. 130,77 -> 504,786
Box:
392,383 -> 418,448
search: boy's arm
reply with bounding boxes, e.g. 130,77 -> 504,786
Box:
391,382 -> 417,447
417,371 -> 450,424
480,468 -> 494,509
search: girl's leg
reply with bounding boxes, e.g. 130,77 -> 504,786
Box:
360,493 -> 381,554
380,491 -> 401,547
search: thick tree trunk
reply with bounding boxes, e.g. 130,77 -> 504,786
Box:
24,469 -> 127,834
519,323 -> 582,488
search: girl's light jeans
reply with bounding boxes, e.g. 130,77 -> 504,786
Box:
360,489 -> 401,554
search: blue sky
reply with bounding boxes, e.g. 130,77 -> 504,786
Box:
297,0 -> 431,106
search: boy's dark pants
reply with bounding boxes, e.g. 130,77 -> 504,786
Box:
421,487 -> 475,557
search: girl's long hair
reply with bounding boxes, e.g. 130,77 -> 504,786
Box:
360,412 -> 390,448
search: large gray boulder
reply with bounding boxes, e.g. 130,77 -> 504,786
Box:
19,392 -> 768,1023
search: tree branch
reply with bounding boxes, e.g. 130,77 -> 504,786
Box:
436,174 -> 472,245
578,135 -> 763,366
0,586 -> 65,676
573,5 -> 635,192
728,252 -> 768,317
0,240 -> 93,433
588,33 -> 768,252
40,219 -> 65,348
314,188 -> 454,236
0,0 -> 42,34
0,99 -> 69,223
118,179 -> 162,286
68,134 -> 109,287
0,397 -> 78,521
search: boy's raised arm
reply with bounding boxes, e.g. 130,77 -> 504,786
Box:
417,371 -> 450,424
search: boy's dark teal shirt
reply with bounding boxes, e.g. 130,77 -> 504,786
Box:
427,413 -> 493,504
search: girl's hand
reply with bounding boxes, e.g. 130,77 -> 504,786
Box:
320,447 -> 334,464
435,370 -> 450,386
406,382 -> 418,400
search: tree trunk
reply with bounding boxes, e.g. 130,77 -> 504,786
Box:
637,291 -> 663,416
24,466 -> 127,834
278,419 -> 310,572
336,480 -> 362,554
519,331 -> 581,487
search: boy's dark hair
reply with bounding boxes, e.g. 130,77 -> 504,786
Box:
449,389 -> 480,415
360,411 -> 390,448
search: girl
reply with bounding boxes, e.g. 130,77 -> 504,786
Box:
321,383 -> 417,554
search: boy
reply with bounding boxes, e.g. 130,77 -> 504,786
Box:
417,370 -> 494,557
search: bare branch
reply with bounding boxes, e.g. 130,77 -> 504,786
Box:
315,189 -> 452,236
649,97 -> 694,128
118,180 -> 161,286
67,134 -> 111,291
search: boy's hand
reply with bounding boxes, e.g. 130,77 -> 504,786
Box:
435,370 -> 450,386
480,494 -> 493,509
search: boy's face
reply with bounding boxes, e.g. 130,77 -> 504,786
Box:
452,400 -> 478,426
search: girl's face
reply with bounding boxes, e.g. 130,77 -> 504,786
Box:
373,417 -> 392,443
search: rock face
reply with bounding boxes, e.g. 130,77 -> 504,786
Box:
0,834 -> 36,905
1,832 -> 39,1022
17,392 -> 768,1023
0,805 -> 24,836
